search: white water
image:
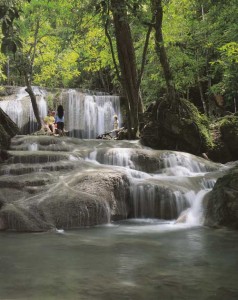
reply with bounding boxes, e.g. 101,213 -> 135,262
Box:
87,146 -> 219,226
185,189 -> 209,225
0,86 -> 47,133
0,87 -> 121,137
65,90 -> 121,138
10,136 -> 222,228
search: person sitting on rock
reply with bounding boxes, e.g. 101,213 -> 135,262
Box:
42,110 -> 55,134
55,105 -> 65,136
112,114 -> 119,139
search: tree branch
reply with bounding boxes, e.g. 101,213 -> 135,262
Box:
104,2 -> 121,83
137,18 -> 154,89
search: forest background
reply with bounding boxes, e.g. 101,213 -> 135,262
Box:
0,0 -> 238,125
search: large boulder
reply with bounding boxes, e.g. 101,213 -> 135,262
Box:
208,115 -> 238,163
0,161 -> 130,231
140,98 -> 212,156
0,107 -> 19,160
204,165 -> 238,229
0,136 -> 134,231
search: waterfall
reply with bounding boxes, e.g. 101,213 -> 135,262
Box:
64,90 -> 121,138
0,87 -> 26,129
88,147 -> 218,224
185,190 -> 210,225
0,87 -> 121,137
90,148 -> 135,168
1,136 -> 226,231
0,86 -> 47,134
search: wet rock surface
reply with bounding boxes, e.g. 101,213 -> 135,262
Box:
0,136 -> 137,231
204,165 -> 238,229
208,116 -> 238,163
0,135 -> 233,232
0,108 -> 19,153
140,99 -> 212,156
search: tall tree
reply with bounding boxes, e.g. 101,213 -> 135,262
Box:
109,0 -> 142,137
151,0 -> 176,107
0,0 -> 42,128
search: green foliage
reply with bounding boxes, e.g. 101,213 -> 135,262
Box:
1,0 -> 238,114
0,51 -> 7,81
212,42 -> 238,103
180,98 -> 214,149
218,115 -> 238,128
46,93 -> 54,110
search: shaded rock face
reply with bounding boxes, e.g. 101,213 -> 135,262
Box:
208,116 -> 238,163
140,99 -> 211,156
0,107 -> 19,154
0,169 -> 130,231
204,165 -> 238,229
0,135 -> 225,232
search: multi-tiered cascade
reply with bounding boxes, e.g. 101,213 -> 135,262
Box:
0,135 -> 227,232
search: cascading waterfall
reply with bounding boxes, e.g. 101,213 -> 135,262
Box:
89,147 -> 217,225
65,90 -> 121,138
0,87 -> 26,129
0,135 -> 237,300
1,136 -> 227,231
0,86 -> 47,134
185,190 -> 209,225
0,87 -> 121,137
89,148 -> 135,168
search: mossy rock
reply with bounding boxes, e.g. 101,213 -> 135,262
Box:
220,116 -> 238,155
208,116 -> 238,163
204,166 -> 238,229
140,98 -> 213,155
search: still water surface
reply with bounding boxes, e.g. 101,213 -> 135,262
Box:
0,220 -> 238,300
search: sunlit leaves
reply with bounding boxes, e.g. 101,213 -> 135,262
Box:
0,52 -> 7,81
220,42 -> 238,63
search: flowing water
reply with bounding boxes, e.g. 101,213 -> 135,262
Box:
0,87 -> 121,137
64,90 -> 121,138
0,223 -> 238,300
0,91 -> 237,299
0,137 -> 237,299
0,87 -> 47,134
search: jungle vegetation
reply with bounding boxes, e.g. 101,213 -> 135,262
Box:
0,0 -> 238,132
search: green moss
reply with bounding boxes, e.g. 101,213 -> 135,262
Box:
218,115 -> 238,129
180,99 -> 214,150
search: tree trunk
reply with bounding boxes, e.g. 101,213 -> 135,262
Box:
24,74 -> 42,130
198,77 -> 208,116
110,0 -> 142,137
151,0 -> 176,107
